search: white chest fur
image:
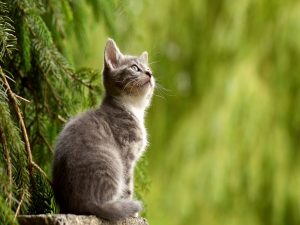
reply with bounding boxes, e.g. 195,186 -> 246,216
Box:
128,114 -> 148,163
117,95 -> 149,160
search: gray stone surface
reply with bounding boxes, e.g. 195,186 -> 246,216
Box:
18,214 -> 149,225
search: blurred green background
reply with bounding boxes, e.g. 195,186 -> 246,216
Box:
66,1 -> 300,225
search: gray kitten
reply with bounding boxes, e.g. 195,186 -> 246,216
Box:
52,39 -> 155,221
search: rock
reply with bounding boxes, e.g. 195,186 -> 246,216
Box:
18,214 -> 149,225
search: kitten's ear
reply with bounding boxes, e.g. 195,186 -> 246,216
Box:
104,38 -> 123,70
139,51 -> 148,63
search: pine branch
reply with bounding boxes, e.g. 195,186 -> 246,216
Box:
44,76 -> 69,117
0,74 -> 30,214
68,72 -> 94,90
0,195 -> 17,225
14,93 -> 30,103
0,1 -> 17,61
20,18 -> 32,72
26,13 -> 53,48
13,191 -> 25,221
0,129 -> 12,208
32,37 -> 73,78
0,67 -> 33,172
38,131 -> 53,153
31,161 -> 51,184
0,67 -> 52,187
73,68 -> 102,92
45,0 -> 67,38
57,115 -> 67,123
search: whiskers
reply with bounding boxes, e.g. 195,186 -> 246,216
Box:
116,75 -> 173,101
148,60 -> 160,65
153,81 -> 173,100
121,79 -> 136,93
121,78 -> 142,96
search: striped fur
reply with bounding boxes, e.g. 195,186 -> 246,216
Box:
52,39 -> 154,221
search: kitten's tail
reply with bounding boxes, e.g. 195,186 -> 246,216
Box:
87,199 -> 142,221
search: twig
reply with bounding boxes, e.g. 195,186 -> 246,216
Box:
45,77 -> 69,116
14,93 -> 31,103
3,73 -> 16,83
32,161 -> 52,185
57,114 -> 67,123
0,67 -> 34,173
0,67 -> 52,186
38,131 -> 53,153
45,77 -> 62,105
13,191 -> 25,221
0,129 -> 12,208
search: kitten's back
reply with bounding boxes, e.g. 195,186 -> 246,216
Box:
52,108 -> 142,220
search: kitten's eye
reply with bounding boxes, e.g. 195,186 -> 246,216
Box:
131,65 -> 139,72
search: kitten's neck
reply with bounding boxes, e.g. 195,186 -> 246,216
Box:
104,95 -> 149,122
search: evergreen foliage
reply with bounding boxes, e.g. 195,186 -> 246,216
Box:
0,0 -> 123,224
12,0 -> 296,224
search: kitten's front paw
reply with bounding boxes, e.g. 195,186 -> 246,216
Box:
132,200 -> 142,217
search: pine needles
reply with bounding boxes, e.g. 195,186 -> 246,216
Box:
0,0 -> 119,224
0,1 -> 17,60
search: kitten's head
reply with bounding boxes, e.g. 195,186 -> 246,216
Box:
103,39 -> 155,105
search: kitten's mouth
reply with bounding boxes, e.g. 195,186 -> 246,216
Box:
142,80 -> 151,86
140,78 -> 153,87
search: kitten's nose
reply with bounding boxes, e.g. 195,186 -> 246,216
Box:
145,70 -> 152,77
